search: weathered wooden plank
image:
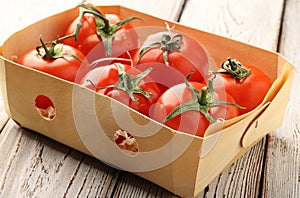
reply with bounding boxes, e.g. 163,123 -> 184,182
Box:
200,141 -> 266,198
0,0 -> 184,44
61,156 -> 120,197
179,0 -> 284,50
97,0 -> 185,21
113,172 -> 178,198
179,0 -> 286,197
262,0 -> 300,197
0,119 -> 120,197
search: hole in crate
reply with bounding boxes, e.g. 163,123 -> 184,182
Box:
35,95 -> 56,120
113,129 -> 139,156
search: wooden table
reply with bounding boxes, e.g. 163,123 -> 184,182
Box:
0,0 -> 299,197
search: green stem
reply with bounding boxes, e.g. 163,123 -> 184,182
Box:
87,63 -> 153,101
37,36 -> 53,59
199,87 -> 208,106
36,36 -> 83,62
55,3 -> 140,57
137,33 -> 183,66
221,57 -> 251,80
164,73 -> 245,124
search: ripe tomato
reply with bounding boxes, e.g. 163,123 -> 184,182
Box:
133,31 -> 209,92
63,14 -> 100,56
17,42 -> 89,82
80,63 -> 161,116
150,76 -> 239,137
214,58 -> 272,114
35,95 -> 56,120
62,4 -> 139,63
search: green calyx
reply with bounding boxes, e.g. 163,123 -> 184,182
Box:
57,3 -> 140,57
163,73 -> 244,124
88,63 -> 153,101
137,33 -> 183,66
36,36 -> 83,62
221,57 -> 251,80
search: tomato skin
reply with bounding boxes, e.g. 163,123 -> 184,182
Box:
133,31 -> 209,92
63,14 -> 139,62
80,64 -> 161,116
214,65 -> 272,114
150,82 -> 239,137
63,14 -> 100,56
17,45 -> 89,82
35,95 -> 54,109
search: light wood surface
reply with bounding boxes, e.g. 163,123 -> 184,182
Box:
0,0 -> 299,197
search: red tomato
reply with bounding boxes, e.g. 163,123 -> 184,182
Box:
133,31 -> 209,92
214,58 -> 272,114
63,11 -> 139,63
35,95 -> 56,120
17,43 -> 89,82
63,14 -> 100,56
150,80 -> 239,137
80,63 -> 161,116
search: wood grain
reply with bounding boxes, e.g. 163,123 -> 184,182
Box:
0,120 -> 120,197
113,172 -> 177,198
179,0 -> 284,49
0,0 -> 184,44
262,0 -> 300,197
96,0 -> 185,21
198,140 -> 266,198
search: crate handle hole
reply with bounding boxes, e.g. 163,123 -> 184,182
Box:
35,95 -> 56,120
113,129 -> 139,156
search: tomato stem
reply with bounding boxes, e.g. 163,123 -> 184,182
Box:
51,3 -> 140,57
36,36 -> 83,62
163,73 -> 244,124
87,63 -> 153,101
68,4 -> 140,57
37,36 -> 53,59
221,57 -> 251,80
95,15 -> 141,57
199,87 -> 208,105
137,33 -> 183,66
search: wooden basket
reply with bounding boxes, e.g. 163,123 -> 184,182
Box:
0,5 -> 295,197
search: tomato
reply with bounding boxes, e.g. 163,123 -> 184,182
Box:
17,42 -> 89,82
213,58 -> 272,114
150,75 -> 239,137
133,31 -> 209,92
35,95 -> 56,120
80,63 -> 161,116
62,4 -> 139,63
63,14 -> 100,56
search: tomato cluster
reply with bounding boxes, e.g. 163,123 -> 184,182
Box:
16,3 -> 273,137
